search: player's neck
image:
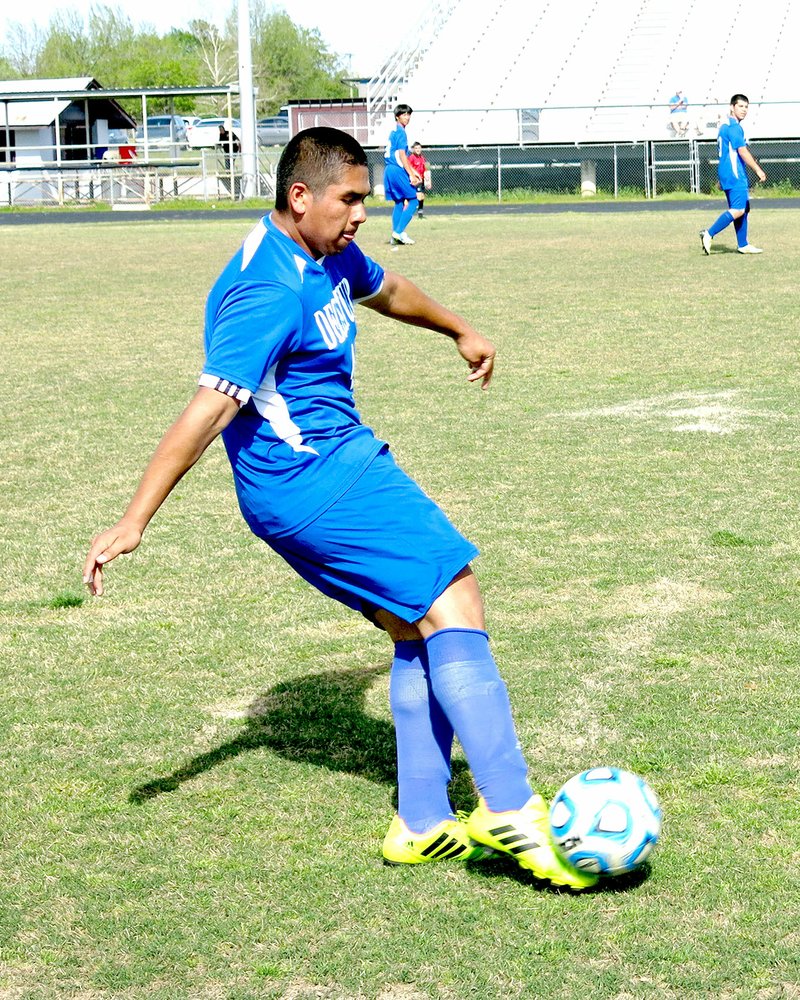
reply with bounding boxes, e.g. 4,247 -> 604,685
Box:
270,210 -> 321,261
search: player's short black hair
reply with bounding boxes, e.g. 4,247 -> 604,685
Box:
730,93 -> 749,106
394,103 -> 413,118
275,127 -> 368,210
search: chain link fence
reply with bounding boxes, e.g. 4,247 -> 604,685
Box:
2,138 -> 800,208
365,139 -> 800,202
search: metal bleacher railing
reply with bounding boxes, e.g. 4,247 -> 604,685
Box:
0,143 -> 283,207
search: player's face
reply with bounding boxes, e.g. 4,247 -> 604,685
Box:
299,164 -> 370,258
731,100 -> 749,121
397,111 -> 411,128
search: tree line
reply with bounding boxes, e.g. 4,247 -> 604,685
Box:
0,2 -> 352,116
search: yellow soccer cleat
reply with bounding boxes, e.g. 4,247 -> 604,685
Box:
466,794 -> 599,890
382,812 -> 495,866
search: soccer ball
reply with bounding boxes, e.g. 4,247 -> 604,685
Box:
549,767 -> 662,877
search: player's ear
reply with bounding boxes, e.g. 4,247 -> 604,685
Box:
287,181 -> 312,216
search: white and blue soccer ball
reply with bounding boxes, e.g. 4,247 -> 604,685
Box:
549,767 -> 662,877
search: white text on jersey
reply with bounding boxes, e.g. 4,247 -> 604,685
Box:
314,279 -> 355,349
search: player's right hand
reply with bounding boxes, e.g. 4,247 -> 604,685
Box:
82,521 -> 143,596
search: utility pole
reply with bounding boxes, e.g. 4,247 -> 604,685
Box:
237,0 -> 257,199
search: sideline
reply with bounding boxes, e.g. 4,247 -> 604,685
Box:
2,198 -> 799,225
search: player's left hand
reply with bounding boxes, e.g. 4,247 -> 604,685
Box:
456,330 -> 496,389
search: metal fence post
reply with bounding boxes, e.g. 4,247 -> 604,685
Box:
497,146 -> 502,202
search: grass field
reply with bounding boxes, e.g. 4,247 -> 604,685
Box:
2,204 -> 799,999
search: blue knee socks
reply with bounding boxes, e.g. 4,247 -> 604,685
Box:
391,202 -> 405,234
708,210 -> 735,237
734,211 -> 748,247
393,198 -> 418,235
389,641 -> 454,832
426,628 -> 532,812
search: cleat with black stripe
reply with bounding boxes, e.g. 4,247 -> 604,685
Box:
466,795 -> 599,890
382,813 -> 495,865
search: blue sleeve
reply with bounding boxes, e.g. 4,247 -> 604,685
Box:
730,122 -> 746,149
389,126 -> 407,165
352,246 -> 384,301
203,281 -> 302,392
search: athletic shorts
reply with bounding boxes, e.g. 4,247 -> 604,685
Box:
384,163 -> 419,203
257,445 -> 478,624
724,185 -> 750,212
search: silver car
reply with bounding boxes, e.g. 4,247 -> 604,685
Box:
257,114 -> 290,146
135,115 -> 188,148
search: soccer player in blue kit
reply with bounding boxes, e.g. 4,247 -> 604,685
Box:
700,94 -> 767,255
83,127 -> 596,891
383,104 -> 421,246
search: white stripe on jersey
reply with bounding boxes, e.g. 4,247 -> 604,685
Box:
241,220 -> 268,271
252,363 -> 319,455
728,147 -> 739,181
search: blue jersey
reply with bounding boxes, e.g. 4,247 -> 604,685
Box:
201,215 -> 385,537
717,117 -> 748,190
384,123 -> 409,167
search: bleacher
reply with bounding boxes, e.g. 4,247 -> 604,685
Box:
367,0 -> 800,145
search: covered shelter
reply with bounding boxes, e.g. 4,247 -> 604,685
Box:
0,77 -> 136,165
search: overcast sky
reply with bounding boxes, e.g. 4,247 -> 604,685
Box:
0,0 -> 431,78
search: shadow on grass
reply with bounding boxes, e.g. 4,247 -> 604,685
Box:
463,855 -> 653,893
130,663 -> 472,806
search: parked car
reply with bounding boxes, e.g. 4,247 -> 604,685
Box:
107,127 -> 134,145
134,115 -> 188,148
187,117 -> 241,148
257,113 -> 290,146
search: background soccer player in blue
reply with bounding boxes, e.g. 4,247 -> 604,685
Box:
700,94 -> 767,255
83,127 -> 595,891
383,104 -> 421,246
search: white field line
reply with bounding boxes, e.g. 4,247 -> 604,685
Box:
557,389 -> 781,434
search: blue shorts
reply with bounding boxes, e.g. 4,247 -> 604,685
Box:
384,163 -> 419,203
724,185 -> 750,211
259,446 -> 478,624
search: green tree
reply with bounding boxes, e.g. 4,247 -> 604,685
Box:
34,9 -> 94,79
247,4 -> 350,115
1,3 -> 351,118
189,19 -> 236,86
186,18 -> 236,115
2,22 -> 45,77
